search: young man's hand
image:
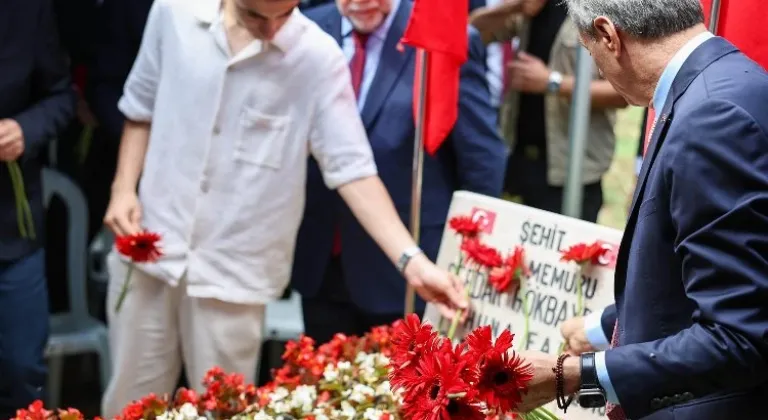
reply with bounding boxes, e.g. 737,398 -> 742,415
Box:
403,253 -> 469,319
104,189 -> 143,236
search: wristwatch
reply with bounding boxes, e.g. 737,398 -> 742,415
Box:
578,352 -> 607,408
397,246 -> 424,274
547,70 -> 563,94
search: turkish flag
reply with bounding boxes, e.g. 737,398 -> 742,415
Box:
701,0 -> 768,70
400,0 -> 469,155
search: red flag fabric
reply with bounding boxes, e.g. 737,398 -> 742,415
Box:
401,0 -> 469,155
700,0 -> 768,70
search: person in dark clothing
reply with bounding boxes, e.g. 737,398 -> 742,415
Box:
471,0 -> 627,223
0,0 -> 76,416
82,0 -> 155,243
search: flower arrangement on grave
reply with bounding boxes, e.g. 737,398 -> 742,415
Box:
444,215 -> 532,347
14,316 -> 562,420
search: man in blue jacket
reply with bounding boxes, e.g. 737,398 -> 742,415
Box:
292,0 -> 506,344
0,0 -> 75,416
514,1 -> 768,419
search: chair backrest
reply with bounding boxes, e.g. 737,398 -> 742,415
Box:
42,168 -> 90,321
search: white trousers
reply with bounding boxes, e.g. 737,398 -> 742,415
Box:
101,253 -> 265,418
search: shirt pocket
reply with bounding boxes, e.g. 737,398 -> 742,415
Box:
234,107 -> 289,170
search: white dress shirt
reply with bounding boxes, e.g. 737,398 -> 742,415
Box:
118,0 -> 378,304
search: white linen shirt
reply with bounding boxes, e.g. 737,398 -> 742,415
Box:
118,0 -> 378,304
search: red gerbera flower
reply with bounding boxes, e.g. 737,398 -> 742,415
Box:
474,349 -> 534,413
114,230 -> 163,312
389,314 -> 442,390
488,246 -> 530,293
560,240 -> 608,266
449,215 -> 482,239
115,230 -> 163,263
461,238 -> 502,268
400,350 -> 474,418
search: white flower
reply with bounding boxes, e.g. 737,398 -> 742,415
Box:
253,411 -> 273,420
363,407 -> 388,420
375,381 -> 392,396
323,364 -> 339,382
340,401 -> 356,418
270,387 -> 290,402
337,361 -> 352,371
349,383 -> 375,403
177,403 -> 199,419
290,385 -> 317,413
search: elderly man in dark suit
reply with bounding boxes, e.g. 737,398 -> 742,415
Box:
0,0 -> 75,416
291,0 -> 506,344
514,1 -> 768,419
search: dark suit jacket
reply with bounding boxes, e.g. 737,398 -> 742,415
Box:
87,0 -> 154,140
291,1 -> 506,314
601,37 -> 768,419
0,0 -> 75,261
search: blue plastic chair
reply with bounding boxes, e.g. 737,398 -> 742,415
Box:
42,168 -> 111,409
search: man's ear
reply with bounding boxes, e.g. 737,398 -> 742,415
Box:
593,16 -> 621,58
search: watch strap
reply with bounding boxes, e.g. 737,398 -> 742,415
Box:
397,246 -> 424,274
580,352 -> 600,388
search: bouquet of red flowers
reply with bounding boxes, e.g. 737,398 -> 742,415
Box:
390,314 -> 557,420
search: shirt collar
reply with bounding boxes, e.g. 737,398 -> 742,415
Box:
341,0 -> 401,42
194,0 -> 304,53
651,31 -> 714,111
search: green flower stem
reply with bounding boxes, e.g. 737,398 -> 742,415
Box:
115,263 -> 134,312
6,161 -> 35,239
576,263 -> 585,317
440,255 -> 464,333
7,162 -> 26,238
447,262 -> 476,341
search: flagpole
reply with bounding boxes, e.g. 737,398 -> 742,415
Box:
404,48 -> 429,316
708,0 -> 722,34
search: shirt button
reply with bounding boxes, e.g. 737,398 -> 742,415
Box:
201,180 -> 209,193
213,126 -> 221,135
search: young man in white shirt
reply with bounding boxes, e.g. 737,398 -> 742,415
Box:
101,0 -> 467,415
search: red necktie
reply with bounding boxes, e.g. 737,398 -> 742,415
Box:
332,31 -> 370,256
643,106 -> 656,156
605,321 -> 627,420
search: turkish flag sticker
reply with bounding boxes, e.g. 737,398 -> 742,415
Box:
470,208 -> 497,234
597,242 -> 619,269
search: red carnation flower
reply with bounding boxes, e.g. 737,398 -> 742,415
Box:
449,215 -> 482,239
114,230 -> 163,312
461,238 -> 502,268
560,240 -> 608,266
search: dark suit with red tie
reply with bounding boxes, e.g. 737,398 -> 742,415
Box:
291,0 -> 506,344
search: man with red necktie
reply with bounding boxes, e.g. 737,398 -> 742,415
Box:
291,0 -> 506,344
513,0 -> 768,419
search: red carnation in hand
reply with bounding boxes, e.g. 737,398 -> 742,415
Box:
488,246 -> 530,293
449,215 -> 482,239
560,240 -> 608,266
114,230 -> 163,312
461,238 -> 502,268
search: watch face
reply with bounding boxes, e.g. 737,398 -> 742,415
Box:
578,391 -> 607,408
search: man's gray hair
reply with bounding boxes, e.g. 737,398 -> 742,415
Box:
564,0 -> 704,39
